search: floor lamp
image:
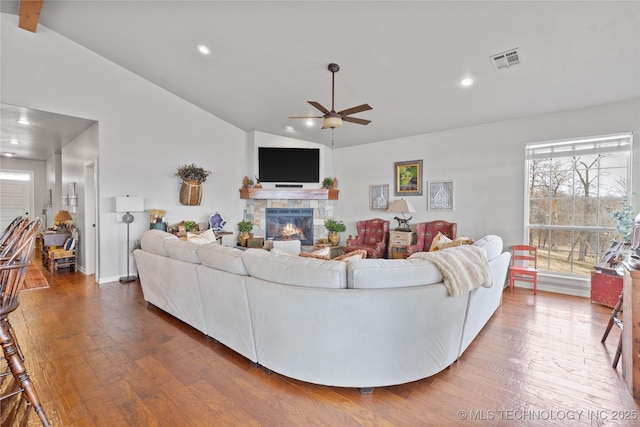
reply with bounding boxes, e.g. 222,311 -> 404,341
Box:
116,195 -> 144,283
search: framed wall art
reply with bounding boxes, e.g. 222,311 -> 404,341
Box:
428,180 -> 454,210
369,184 -> 389,210
394,159 -> 423,196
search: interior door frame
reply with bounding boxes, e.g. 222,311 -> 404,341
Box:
83,159 -> 99,277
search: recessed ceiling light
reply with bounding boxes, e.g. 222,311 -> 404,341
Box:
460,77 -> 474,87
284,125 -> 294,132
305,119 -> 314,127
16,118 -> 31,125
3,152 -> 15,157
197,44 -> 211,55
9,139 -> 20,145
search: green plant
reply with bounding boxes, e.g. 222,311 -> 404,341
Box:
324,218 -> 346,233
611,195 -> 636,241
183,221 -> 198,232
176,163 -> 211,182
322,177 -> 334,189
238,220 -> 253,233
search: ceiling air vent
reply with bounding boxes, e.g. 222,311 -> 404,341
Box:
491,48 -> 520,70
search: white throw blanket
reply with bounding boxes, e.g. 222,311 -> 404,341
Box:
422,245 -> 493,297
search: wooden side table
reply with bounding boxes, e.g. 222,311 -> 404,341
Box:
388,231 -> 416,259
622,264 -> 640,399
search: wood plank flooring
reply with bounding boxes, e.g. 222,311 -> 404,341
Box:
2,263 -> 639,426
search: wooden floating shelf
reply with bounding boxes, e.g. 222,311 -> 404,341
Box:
239,188 -> 339,200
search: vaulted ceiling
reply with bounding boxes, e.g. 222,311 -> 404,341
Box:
2,1 -> 639,159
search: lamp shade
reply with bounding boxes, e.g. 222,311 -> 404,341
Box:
387,199 -> 416,213
54,210 -> 73,223
115,196 -> 144,213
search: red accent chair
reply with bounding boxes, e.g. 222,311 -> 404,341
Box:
403,220 -> 457,258
344,218 -> 390,259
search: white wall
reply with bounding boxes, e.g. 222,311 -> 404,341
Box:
333,98 -> 640,294
1,14 -> 249,283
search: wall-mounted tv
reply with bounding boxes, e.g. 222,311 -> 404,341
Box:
258,147 -> 320,183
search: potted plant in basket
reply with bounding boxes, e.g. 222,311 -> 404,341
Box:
176,163 -> 211,206
324,218 -> 346,246
238,220 -> 253,247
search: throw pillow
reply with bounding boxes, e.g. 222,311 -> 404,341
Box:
333,249 -> 368,262
429,232 -> 452,251
63,237 -> 75,251
437,236 -> 474,250
187,229 -> 217,245
270,248 -> 295,256
299,246 -> 332,260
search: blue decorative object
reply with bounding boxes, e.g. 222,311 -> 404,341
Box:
209,213 -> 226,231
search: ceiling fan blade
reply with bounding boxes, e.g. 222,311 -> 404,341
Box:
342,116 -> 371,126
338,104 -> 372,116
288,116 -> 323,119
308,101 -> 331,115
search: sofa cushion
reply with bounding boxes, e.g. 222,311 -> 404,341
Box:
163,239 -> 202,264
242,248 -> 347,289
196,244 -> 248,276
140,229 -> 178,256
347,258 -> 443,289
472,235 -> 503,262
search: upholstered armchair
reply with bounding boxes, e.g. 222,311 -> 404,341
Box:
404,220 -> 457,257
344,218 -> 390,259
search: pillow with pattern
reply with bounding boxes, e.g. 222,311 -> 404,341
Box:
333,249 -> 368,262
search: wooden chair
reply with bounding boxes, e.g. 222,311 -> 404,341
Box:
0,218 -> 51,426
601,291 -> 624,368
509,245 -> 538,294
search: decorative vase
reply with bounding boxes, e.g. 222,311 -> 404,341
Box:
179,179 -> 202,206
238,231 -> 251,247
328,231 -> 340,246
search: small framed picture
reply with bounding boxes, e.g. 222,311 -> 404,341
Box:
428,180 -> 454,210
394,160 -> 423,196
369,184 -> 389,210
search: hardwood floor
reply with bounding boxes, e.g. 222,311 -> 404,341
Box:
2,263 -> 639,426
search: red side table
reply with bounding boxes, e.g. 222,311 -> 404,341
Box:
591,270 -> 623,308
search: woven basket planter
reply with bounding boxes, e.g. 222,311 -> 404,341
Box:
179,180 -> 202,206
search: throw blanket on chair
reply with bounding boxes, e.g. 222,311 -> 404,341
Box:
422,245 -> 493,297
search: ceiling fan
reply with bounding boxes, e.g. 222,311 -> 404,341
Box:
289,63 -> 372,129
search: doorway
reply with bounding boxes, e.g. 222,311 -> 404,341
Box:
0,170 -> 34,229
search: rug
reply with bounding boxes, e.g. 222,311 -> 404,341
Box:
20,263 -> 50,291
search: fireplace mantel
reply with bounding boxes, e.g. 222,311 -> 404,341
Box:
239,188 -> 339,200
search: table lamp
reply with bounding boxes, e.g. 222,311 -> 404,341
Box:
54,210 -> 73,231
387,199 -> 416,231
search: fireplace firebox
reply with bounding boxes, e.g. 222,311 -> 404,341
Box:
265,208 -> 313,246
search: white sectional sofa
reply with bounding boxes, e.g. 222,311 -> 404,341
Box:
134,230 -> 511,392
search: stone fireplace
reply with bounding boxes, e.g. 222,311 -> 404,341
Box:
242,197 -> 335,247
265,208 -> 313,245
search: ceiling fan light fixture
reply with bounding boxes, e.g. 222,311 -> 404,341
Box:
323,116 -> 342,129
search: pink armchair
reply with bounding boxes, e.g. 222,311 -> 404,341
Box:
344,218 -> 390,259
403,220 -> 457,258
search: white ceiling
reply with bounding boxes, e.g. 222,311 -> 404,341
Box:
1,1 -> 639,158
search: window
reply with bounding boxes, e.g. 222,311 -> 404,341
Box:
525,132 -> 633,277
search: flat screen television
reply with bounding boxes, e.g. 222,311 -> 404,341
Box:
258,147 -> 320,183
